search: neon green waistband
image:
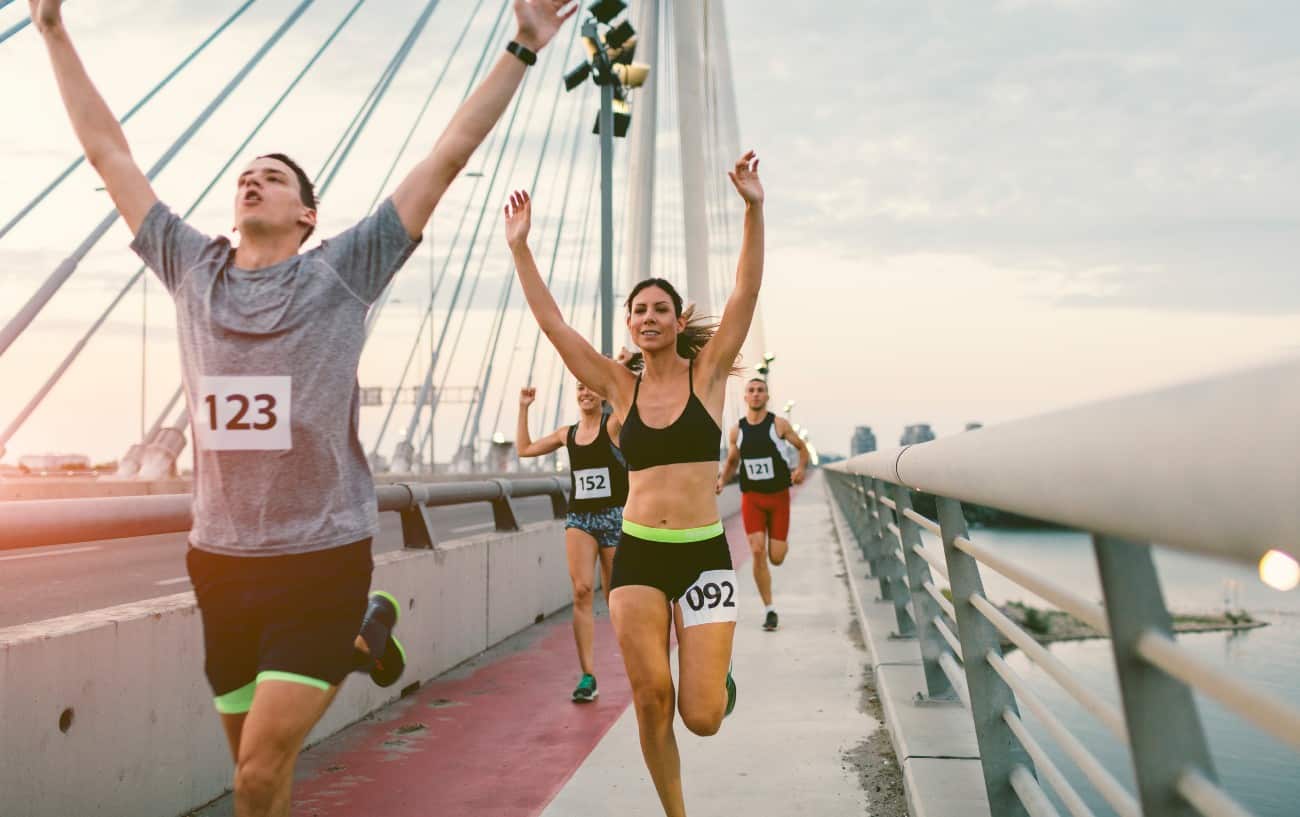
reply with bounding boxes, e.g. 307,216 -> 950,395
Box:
622,518 -> 724,543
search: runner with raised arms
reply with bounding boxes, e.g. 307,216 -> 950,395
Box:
504,150 -> 765,817
717,377 -> 810,631
516,381 -> 628,702
29,0 -> 575,813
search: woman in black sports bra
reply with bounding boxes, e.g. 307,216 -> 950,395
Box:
505,151 -> 765,817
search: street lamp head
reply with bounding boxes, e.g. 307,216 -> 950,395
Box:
605,19 -> 636,50
564,61 -> 592,91
763,352 -> 776,364
756,365 -> 769,377
588,0 -> 626,24
592,98 -> 632,137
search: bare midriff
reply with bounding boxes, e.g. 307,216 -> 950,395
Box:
623,461 -> 721,530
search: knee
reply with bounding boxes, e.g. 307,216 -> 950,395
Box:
769,542 -> 788,566
571,581 -> 594,608
747,537 -> 766,560
631,680 -> 675,726
234,754 -> 284,806
679,700 -> 723,737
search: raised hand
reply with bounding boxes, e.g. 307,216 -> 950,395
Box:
513,0 -> 578,51
728,150 -> 764,207
503,190 -> 532,248
519,386 -> 537,407
29,0 -> 64,32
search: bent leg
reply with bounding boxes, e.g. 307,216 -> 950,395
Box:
234,679 -> 337,817
675,609 -> 737,737
597,543 -> 616,607
769,538 -> 789,566
768,490 -> 791,566
610,585 -> 684,817
565,527 -> 600,675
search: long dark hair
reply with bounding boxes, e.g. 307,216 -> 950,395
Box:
623,278 -> 741,374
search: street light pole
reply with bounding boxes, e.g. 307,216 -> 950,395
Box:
599,74 -> 615,356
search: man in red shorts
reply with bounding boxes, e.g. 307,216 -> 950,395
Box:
717,378 -> 809,630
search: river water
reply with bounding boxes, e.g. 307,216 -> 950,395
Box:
914,526 -> 1299,816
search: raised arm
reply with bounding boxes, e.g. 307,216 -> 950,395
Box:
504,190 -> 630,406
775,416 -> 810,485
32,0 -> 157,234
697,151 -> 765,384
390,0 -> 575,239
516,387 -> 566,457
716,426 -> 741,494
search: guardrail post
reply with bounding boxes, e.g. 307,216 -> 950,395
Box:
893,485 -> 955,701
1094,534 -> 1216,817
866,478 -> 895,599
874,478 -> 915,638
489,479 -> 521,532
859,476 -> 886,580
548,478 -> 568,519
937,496 -> 1032,817
395,484 -> 436,550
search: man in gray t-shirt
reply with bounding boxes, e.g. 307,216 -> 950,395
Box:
31,0 -> 575,811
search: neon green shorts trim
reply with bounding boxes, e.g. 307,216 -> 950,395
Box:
214,681 -> 256,715
621,518 -> 724,543
256,670 -> 331,691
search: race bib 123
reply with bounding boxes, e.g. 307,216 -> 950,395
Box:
195,375 -> 291,451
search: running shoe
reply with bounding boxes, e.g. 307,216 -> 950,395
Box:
724,671 -> 737,717
572,673 -> 599,703
763,610 -> 779,631
359,590 -> 407,688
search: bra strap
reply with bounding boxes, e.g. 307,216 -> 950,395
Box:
632,373 -> 643,407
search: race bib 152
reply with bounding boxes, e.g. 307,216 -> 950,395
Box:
743,457 -> 775,481
195,375 -> 291,451
573,467 -> 612,500
679,569 -> 739,628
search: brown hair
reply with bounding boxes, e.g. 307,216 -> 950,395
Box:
623,278 -> 742,374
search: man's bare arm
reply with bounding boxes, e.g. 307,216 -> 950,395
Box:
32,0 -> 157,234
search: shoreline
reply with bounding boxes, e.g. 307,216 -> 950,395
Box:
998,600 -> 1268,647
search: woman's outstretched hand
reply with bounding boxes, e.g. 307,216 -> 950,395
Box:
504,190 -> 532,248
513,0 -> 578,51
728,150 -> 763,207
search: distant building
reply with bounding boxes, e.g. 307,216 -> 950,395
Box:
850,426 -> 877,456
900,424 -> 935,445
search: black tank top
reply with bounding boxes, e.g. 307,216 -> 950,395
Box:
737,412 -> 792,494
618,361 -> 722,471
566,416 -> 628,513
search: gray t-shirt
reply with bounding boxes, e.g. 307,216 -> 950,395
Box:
131,198 -> 420,556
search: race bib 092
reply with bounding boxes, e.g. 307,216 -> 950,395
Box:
195,375 -> 291,451
743,457 -> 775,481
573,467 -> 612,500
678,569 -> 739,628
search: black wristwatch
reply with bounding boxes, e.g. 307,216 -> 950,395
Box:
506,40 -> 537,66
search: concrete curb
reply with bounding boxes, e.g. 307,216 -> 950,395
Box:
824,482 -> 991,817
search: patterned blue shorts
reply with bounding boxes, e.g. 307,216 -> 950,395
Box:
565,506 -> 623,549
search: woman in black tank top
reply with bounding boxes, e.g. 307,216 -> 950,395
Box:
505,151 -> 766,817
516,382 -> 625,703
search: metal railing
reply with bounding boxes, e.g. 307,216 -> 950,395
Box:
825,357 -> 1299,817
0,476 -> 570,551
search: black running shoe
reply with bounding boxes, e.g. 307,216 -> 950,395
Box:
358,591 -> 406,688
763,610 -> 779,631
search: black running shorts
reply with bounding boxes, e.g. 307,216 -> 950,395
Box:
610,520 -> 740,628
185,539 -> 372,714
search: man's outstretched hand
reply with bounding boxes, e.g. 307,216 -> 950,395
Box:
513,0 -> 577,51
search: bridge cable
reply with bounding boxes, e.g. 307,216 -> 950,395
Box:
0,0 -> 345,454
0,0 -> 260,243
0,0 -> 317,360
368,0 -> 517,458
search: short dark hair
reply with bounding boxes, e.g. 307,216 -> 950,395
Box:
747,377 -> 767,386
257,153 -> 317,242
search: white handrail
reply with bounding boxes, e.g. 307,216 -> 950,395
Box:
829,357 -> 1300,564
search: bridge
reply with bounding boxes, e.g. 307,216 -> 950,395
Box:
1,2 -> 1298,817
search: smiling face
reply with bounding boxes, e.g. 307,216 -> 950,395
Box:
626,284 -> 685,354
234,156 -> 316,244
745,378 -> 769,411
575,381 -> 602,414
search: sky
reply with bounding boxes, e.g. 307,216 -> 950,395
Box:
0,0 -> 1296,465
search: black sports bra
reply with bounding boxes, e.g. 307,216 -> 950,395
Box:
619,361 -> 722,471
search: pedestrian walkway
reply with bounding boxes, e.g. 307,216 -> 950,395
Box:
192,473 -> 877,816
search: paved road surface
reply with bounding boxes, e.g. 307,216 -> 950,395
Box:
0,496 -> 558,628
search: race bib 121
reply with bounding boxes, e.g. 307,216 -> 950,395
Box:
743,457 -> 775,481
678,569 -> 739,628
195,375 -> 291,451
573,467 -> 612,500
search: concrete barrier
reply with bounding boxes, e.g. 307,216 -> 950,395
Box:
0,520 -> 572,817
